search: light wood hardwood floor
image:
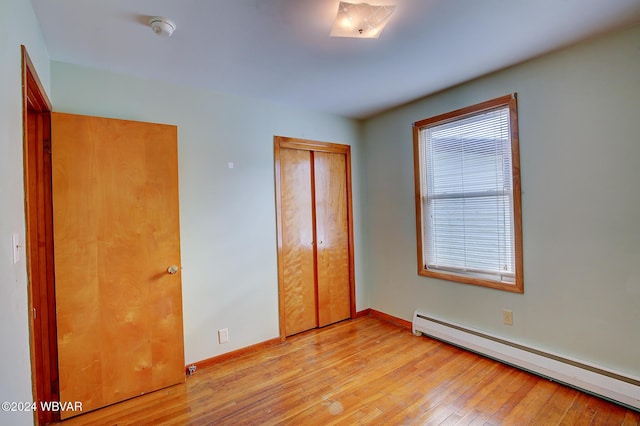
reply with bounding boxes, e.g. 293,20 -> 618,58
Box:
54,316 -> 639,425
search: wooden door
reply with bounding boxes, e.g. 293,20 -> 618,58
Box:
51,113 -> 184,418
314,152 -> 351,327
279,148 -> 317,336
275,137 -> 355,338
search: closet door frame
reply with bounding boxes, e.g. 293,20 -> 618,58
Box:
274,136 -> 356,340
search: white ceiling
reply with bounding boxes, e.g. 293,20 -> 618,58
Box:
31,0 -> 640,119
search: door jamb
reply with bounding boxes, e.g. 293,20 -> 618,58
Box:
22,45 -> 59,425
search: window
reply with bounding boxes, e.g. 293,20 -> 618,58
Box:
413,94 -> 523,293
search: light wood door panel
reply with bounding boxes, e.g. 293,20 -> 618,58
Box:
275,137 -> 354,338
279,148 -> 317,336
51,113 -> 184,418
314,152 -> 350,327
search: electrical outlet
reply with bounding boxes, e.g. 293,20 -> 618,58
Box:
218,328 -> 229,344
503,309 -> 513,325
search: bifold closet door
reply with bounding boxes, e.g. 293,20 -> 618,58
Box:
279,148 -> 317,336
314,152 -> 350,327
277,139 -> 353,337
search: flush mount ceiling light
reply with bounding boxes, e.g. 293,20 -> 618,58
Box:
330,2 -> 396,39
149,16 -> 176,37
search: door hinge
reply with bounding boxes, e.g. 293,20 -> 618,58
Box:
33,308 -> 36,319
43,139 -> 52,155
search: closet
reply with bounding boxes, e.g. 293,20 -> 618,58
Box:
274,137 -> 355,337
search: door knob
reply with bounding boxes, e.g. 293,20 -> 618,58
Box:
167,265 -> 180,275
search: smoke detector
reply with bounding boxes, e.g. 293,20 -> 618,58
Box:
149,16 -> 176,37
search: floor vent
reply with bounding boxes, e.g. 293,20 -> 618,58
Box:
412,311 -> 640,410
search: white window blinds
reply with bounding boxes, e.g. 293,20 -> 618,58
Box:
418,106 -> 515,283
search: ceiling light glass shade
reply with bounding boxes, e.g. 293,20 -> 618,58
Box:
330,2 -> 396,39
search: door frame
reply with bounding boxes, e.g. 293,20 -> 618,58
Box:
21,46 -> 59,425
273,136 -> 356,340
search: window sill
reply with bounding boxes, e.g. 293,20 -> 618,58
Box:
418,267 -> 523,293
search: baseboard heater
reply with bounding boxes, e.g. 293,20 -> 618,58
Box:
412,311 -> 640,410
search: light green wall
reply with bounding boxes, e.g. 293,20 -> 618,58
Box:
0,0 -> 50,424
2,6 -> 638,419
363,24 -> 640,376
50,61 -> 367,364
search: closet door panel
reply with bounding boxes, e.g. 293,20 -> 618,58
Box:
314,151 -> 350,327
280,148 -> 317,335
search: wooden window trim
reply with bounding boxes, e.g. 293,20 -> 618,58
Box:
412,94 -> 524,293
